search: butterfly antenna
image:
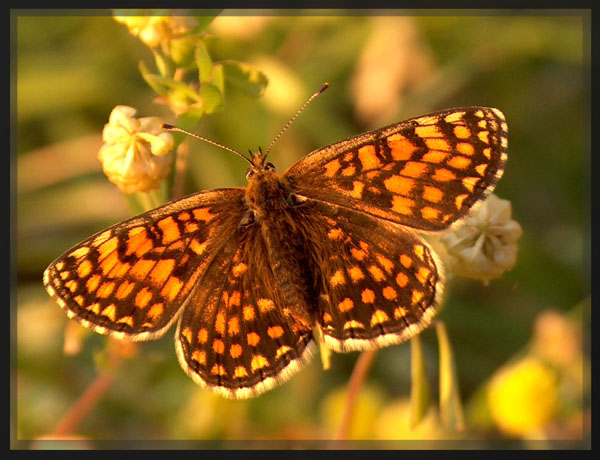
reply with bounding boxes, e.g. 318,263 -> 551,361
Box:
264,82 -> 329,158
161,124 -> 254,166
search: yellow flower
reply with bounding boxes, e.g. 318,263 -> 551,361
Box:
98,105 -> 173,194
113,10 -> 196,50
440,194 -> 523,284
487,357 -> 558,437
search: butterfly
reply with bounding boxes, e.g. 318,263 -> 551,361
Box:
44,95 -> 507,399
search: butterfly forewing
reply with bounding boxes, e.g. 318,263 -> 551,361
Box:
43,188 -> 246,341
285,107 -> 507,231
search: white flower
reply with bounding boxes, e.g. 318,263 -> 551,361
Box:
113,11 -> 196,50
439,194 -> 522,284
98,105 -> 174,194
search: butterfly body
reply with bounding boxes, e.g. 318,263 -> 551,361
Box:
44,106 -> 507,398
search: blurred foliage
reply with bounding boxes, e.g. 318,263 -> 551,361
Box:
14,11 -> 589,448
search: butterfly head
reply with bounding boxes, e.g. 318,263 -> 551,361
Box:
245,148 -> 276,180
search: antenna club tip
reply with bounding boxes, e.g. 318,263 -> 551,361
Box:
161,123 -> 176,130
319,82 -> 330,93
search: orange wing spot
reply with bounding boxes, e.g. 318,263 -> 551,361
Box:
414,124 -> 443,138
412,290 -> 424,304
276,345 -> 292,358
97,236 -> 119,262
197,328 -> 208,343
425,138 -> 451,152
444,111 -> 465,123
147,302 -> 164,320
251,355 -> 269,371
475,163 -> 488,176
400,161 -> 428,179
243,306 -> 255,321
77,260 -> 93,279
330,269 -> 346,287
344,152 -> 354,162
116,315 -> 134,327
423,185 -> 444,203
232,262 -> 248,277
387,134 -> 418,161
59,271 -> 70,280
73,295 -> 85,306
477,130 -> 490,144
184,221 -> 199,233
323,312 -> 333,323
400,254 -> 413,268
338,298 -> 354,312
358,145 -> 382,170
268,325 -> 284,339
167,241 -> 185,251
376,255 -> 394,273
368,265 -> 386,282
343,320 -> 365,330
108,261 -> 131,279
134,287 -> 152,309
177,211 -> 191,221
384,175 -> 414,195
101,304 -> 117,321
213,339 -> 225,354
382,286 -> 398,300
247,332 -> 260,346
131,259 -> 155,280
396,271 -> 409,287
417,267 -> 432,284
371,310 -> 390,326
462,176 -> 480,193
126,227 -> 150,256
350,248 -> 368,261
215,312 -> 226,335
361,288 -> 376,303
70,246 -> 90,259
65,279 -> 78,293
327,228 -> 344,241
227,291 -> 241,307
416,115 -> 439,126
456,142 -> 475,156
181,326 -> 193,343
483,147 -> 492,160
116,280 -> 135,300
96,281 -> 115,298
394,306 -> 408,319
422,150 -> 449,164
350,181 -> 364,199
161,276 -> 183,302
87,302 -> 101,314
99,251 -> 119,276
149,259 -> 175,285
234,366 -> 248,378
421,206 -> 440,221
455,193 -> 468,210
324,159 -> 341,177
414,245 -> 425,261
348,266 -> 365,283
391,195 -> 415,215
454,125 -> 471,139
192,350 -> 206,365
211,364 -> 227,376
368,186 -> 382,195
157,216 -> 180,244
92,230 -> 112,247
257,298 -> 275,312
447,155 -> 472,170
228,317 -> 240,336
432,168 -> 457,182
86,274 -> 102,293
191,238 -> 208,256
55,262 -> 65,271
342,165 -> 356,176
193,207 -> 215,222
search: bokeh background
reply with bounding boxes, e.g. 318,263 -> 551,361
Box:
14,10 -> 590,448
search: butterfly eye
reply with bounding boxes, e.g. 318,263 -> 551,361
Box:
266,162 -> 275,171
245,167 -> 254,179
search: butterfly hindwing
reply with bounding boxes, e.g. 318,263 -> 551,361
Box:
43,188 -> 246,341
285,107 -> 507,231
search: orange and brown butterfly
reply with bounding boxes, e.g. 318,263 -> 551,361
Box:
44,84 -> 508,399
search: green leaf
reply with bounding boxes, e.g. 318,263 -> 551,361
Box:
192,13 -> 222,33
436,322 -> 465,431
222,60 -> 268,98
195,40 -> 213,83
152,50 -> 172,78
409,334 -> 430,429
139,60 -> 171,96
170,36 -> 197,68
209,63 -> 225,93
199,83 -> 223,114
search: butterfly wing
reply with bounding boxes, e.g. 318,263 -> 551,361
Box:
175,218 -> 315,399
43,188 -> 247,341
284,107 -> 507,231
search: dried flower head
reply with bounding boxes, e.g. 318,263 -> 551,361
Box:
98,105 -> 174,194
